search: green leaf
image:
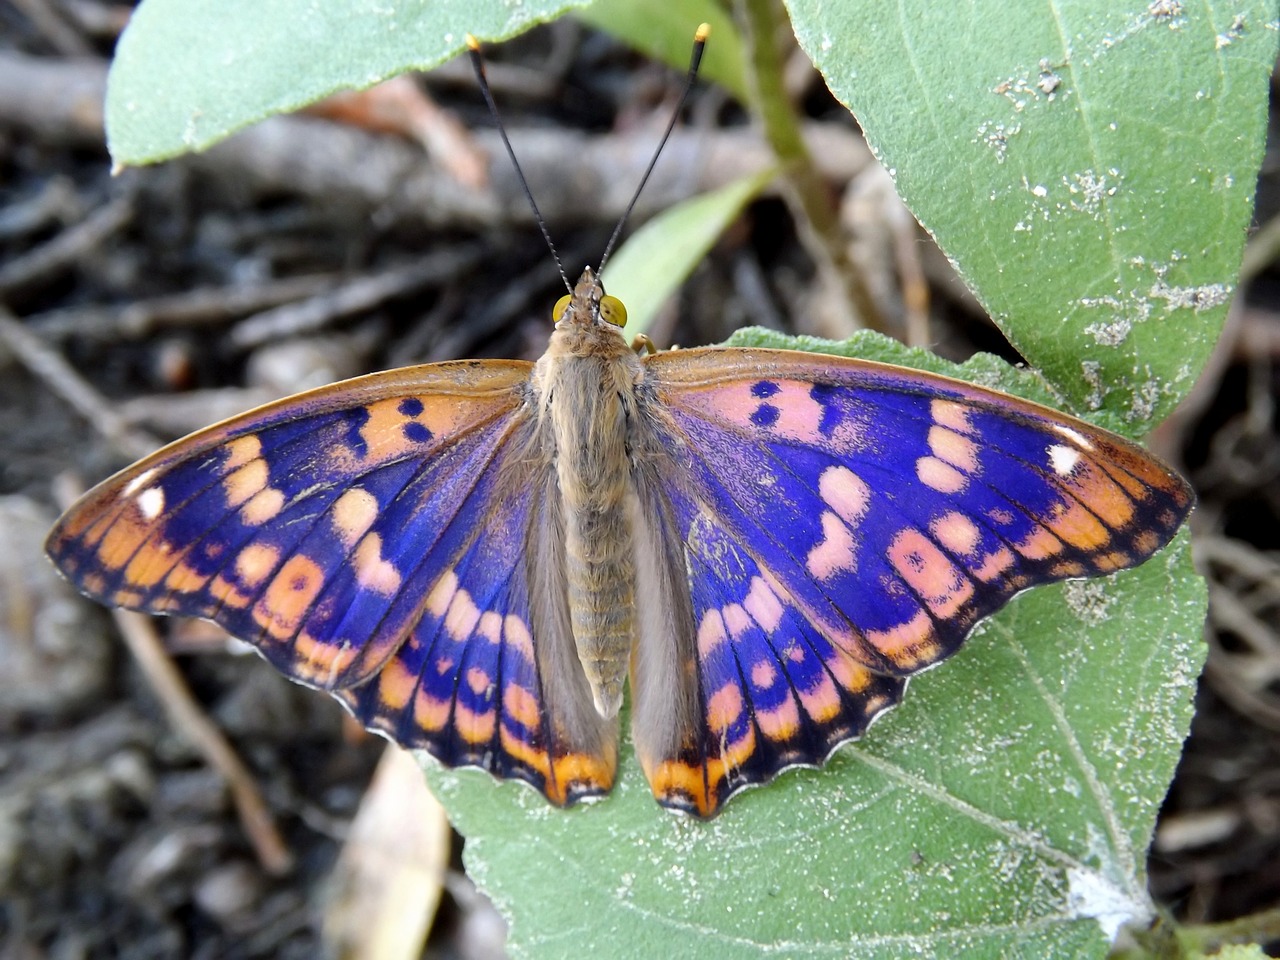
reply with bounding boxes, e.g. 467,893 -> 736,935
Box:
785,0 -> 1276,427
424,330 -> 1207,960
105,0 -> 593,166
603,169 -> 776,336
1185,947 -> 1270,960
576,0 -> 750,104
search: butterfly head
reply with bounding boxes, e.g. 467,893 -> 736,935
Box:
553,267 -> 627,331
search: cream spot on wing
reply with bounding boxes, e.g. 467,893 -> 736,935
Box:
743,577 -> 784,633
755,697 -> 800,740
723,603 -> 752,640
477,611 -> 503,643
234,543 -> 280,588
1050,423 -> 1094,450
707,683 -> 744,735
698,610 -> 729,657
1046,496 -> 1110,549
972,545 -> 1017,582
807,510 -> 857,580
503,614 -> 535,661
931,399 -> 974,434
426,570 -> 459,618
930,511 -> 981,556
1048,443 -> 1081,476
504,683 -> 541,730
224,435 -> 263,470
255,553 -> 325,640
240,487 -> 285,526
466,667 -> 493,696
751,660 -> 778,690
353,533 -> 402,597
767,390 -> 825,441
866,609 -> 934,661
795,670 -> 841,723
928,425 -> 979,473
917,456 -> 968,494
1013,525 -> 1065,560
444,587 -> 481,641
122,468 -> 158,498
224,459 -> 268,508
818,465 -> 870,524
415,688 -> 451,731
377,657 -> 417,710
332,488 -> 379,547
888,528 -> 974,618
987,506 -> 1016,526
135,486 -> 165,521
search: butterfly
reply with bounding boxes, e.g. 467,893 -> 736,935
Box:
45,264 -> 1193,818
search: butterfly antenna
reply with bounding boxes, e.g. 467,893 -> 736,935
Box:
597,22 -> 710,278
467,34 -> 572,294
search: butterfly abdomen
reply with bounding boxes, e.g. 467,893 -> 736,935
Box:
537,324 -> 646,720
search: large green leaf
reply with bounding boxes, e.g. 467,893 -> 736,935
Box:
425,330 -> 1207,960
785,1 -> 1275,428
105,0 -> 593,165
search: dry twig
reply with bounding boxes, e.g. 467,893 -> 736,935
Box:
0,305 -> 158,460
228,249 -> 483,349
0,193 -> 134,297
108,608 -> 295,876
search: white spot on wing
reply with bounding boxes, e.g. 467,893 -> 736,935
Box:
123,469 -> 158,498
1048,444 -> 1081,476
1050,423 -> 1094,450
136,486 -> 165,521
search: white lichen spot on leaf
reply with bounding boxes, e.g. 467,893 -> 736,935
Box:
975,120 -> 1021,163
1065,580 -> 1114,626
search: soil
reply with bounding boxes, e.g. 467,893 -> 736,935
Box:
1,7 -> 1278,959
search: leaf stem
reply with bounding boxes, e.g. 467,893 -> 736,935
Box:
736,0 -> 887,336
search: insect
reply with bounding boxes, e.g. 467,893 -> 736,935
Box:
45,29 -> 1193,819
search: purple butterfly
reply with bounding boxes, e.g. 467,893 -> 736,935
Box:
46,266 -> 1192,817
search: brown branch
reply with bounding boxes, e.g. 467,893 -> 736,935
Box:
0,193 -> 134,297
0,306 -> 159,461
109,608 -> 295,876
228,248 -> 483,349
28,273 -> 343,342
0,51 -> 873,231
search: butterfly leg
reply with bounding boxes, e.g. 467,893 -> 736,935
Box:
631,334 -> 657,355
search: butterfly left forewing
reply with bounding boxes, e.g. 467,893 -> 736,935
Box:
49,358 -> 621,806
639,346 -> 1192,815
48,361 -> 534,689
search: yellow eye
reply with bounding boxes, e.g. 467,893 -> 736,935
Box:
599,295 -> 627,328
553,294 -> 571,323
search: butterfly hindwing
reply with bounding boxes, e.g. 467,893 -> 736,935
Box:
46,360 -> 618,805
333,466 -> 618,805
629,477 -> 905,817
639,346 -> 1193,814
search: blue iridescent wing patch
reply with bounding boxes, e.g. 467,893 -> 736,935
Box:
629,480 -> 905,817
639,347 -> 1193,815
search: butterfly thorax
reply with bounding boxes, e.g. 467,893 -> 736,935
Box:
531,268 -> 645,720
